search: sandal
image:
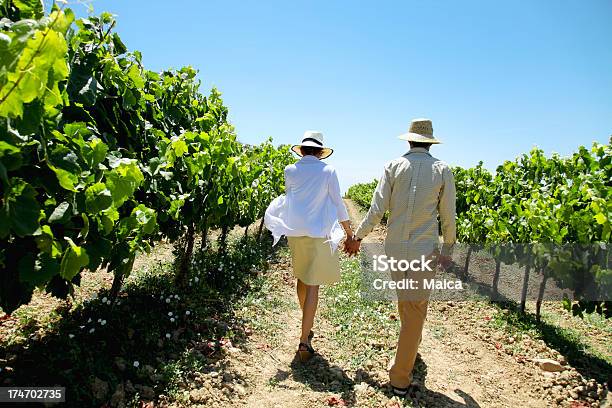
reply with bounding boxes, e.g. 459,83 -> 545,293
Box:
297,342 -> 315,362
391,385 -> 410,397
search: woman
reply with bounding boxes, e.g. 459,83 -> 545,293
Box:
265,131 -> 354,362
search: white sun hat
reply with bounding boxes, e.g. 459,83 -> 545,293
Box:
398,118 -> 442,144
291,131 -> 334,159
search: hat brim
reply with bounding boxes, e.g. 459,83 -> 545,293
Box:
398,132 -> 442,144
291,142 -> 334,159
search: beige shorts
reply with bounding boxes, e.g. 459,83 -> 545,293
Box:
287,236 -> 341,286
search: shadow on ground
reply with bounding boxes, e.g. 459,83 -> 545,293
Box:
274,351 -> 481,407
0,235 -> 281,407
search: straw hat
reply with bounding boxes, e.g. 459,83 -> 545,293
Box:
398,118 -> 441,144
291,131 -> 334,159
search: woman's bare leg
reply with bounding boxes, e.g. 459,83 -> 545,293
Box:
300,284 -> 319,344
297,279 -> 306,311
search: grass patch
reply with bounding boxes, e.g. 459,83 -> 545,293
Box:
236,248 -> 293,347
322,255 -> 399,368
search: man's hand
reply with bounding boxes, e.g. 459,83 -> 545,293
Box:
344,235 -> 361,257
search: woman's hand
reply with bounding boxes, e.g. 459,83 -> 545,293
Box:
344,235 -> 361,256
339,220 -> 360,256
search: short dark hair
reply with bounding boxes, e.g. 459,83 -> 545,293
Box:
300,146 -> 324,157
409,141 -> 432,149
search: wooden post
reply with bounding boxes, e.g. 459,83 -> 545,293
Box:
520,250 -> 532,313
219,224 -> 229,254
536,268 -> 548,322
200,222 -> 208,251
257,218 -> 265,241
176,223 -> 195,286
463,246 -> 472,279
492,259 -> 501,300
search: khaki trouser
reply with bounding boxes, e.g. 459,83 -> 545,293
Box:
387,248 -> 435,390
388,299 -> 429,388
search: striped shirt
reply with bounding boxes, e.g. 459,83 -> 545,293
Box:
355,147 -> 456,254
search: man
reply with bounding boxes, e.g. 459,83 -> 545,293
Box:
345,118 -> 456,396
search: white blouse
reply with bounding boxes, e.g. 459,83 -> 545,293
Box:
264,155 -> 349,251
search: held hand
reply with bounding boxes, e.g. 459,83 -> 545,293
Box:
344,235 -> 361,257
342,236 -> 352,255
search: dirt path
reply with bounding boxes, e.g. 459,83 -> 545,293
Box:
240,267 -> 333,408
210,199 -> 608,408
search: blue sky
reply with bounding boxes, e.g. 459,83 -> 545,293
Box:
77,0 -> 610,191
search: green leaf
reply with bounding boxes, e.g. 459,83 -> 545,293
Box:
80,213 -> 89,239
105,160 -> 144,207
48,201 -> 71,223
172,138 -> 188,157
127,64 -> 145,89
50,9 -> 75,34
0,141 -> 23,172
34,225 -> 61,257
99,207 -> 119,235
85,182 -> 113,213
86,238 -> 112,271
67,62 -> 98,106
0,27 -> 68,118
20,253 -> 60,287
1,179 -> 40,238
594,213 -> 607,225
132,205 -> 156,235
13,0 -> 44,19
48,164 -> 78,191
112,33 -> 127,54
90,138 -> 109,168
169,198 -> 185,219
59,238 -> 89,280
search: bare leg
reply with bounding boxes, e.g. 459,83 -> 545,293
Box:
297,279 -> 306,311
300,284 -> 319,344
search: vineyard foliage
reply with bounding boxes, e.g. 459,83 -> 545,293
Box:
0,2 -> 294,313
347,180 -> 378,210
346,141 -> 612,318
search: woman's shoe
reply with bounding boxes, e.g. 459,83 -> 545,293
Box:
297,342 -> 315,362
391,385 -> 410,397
